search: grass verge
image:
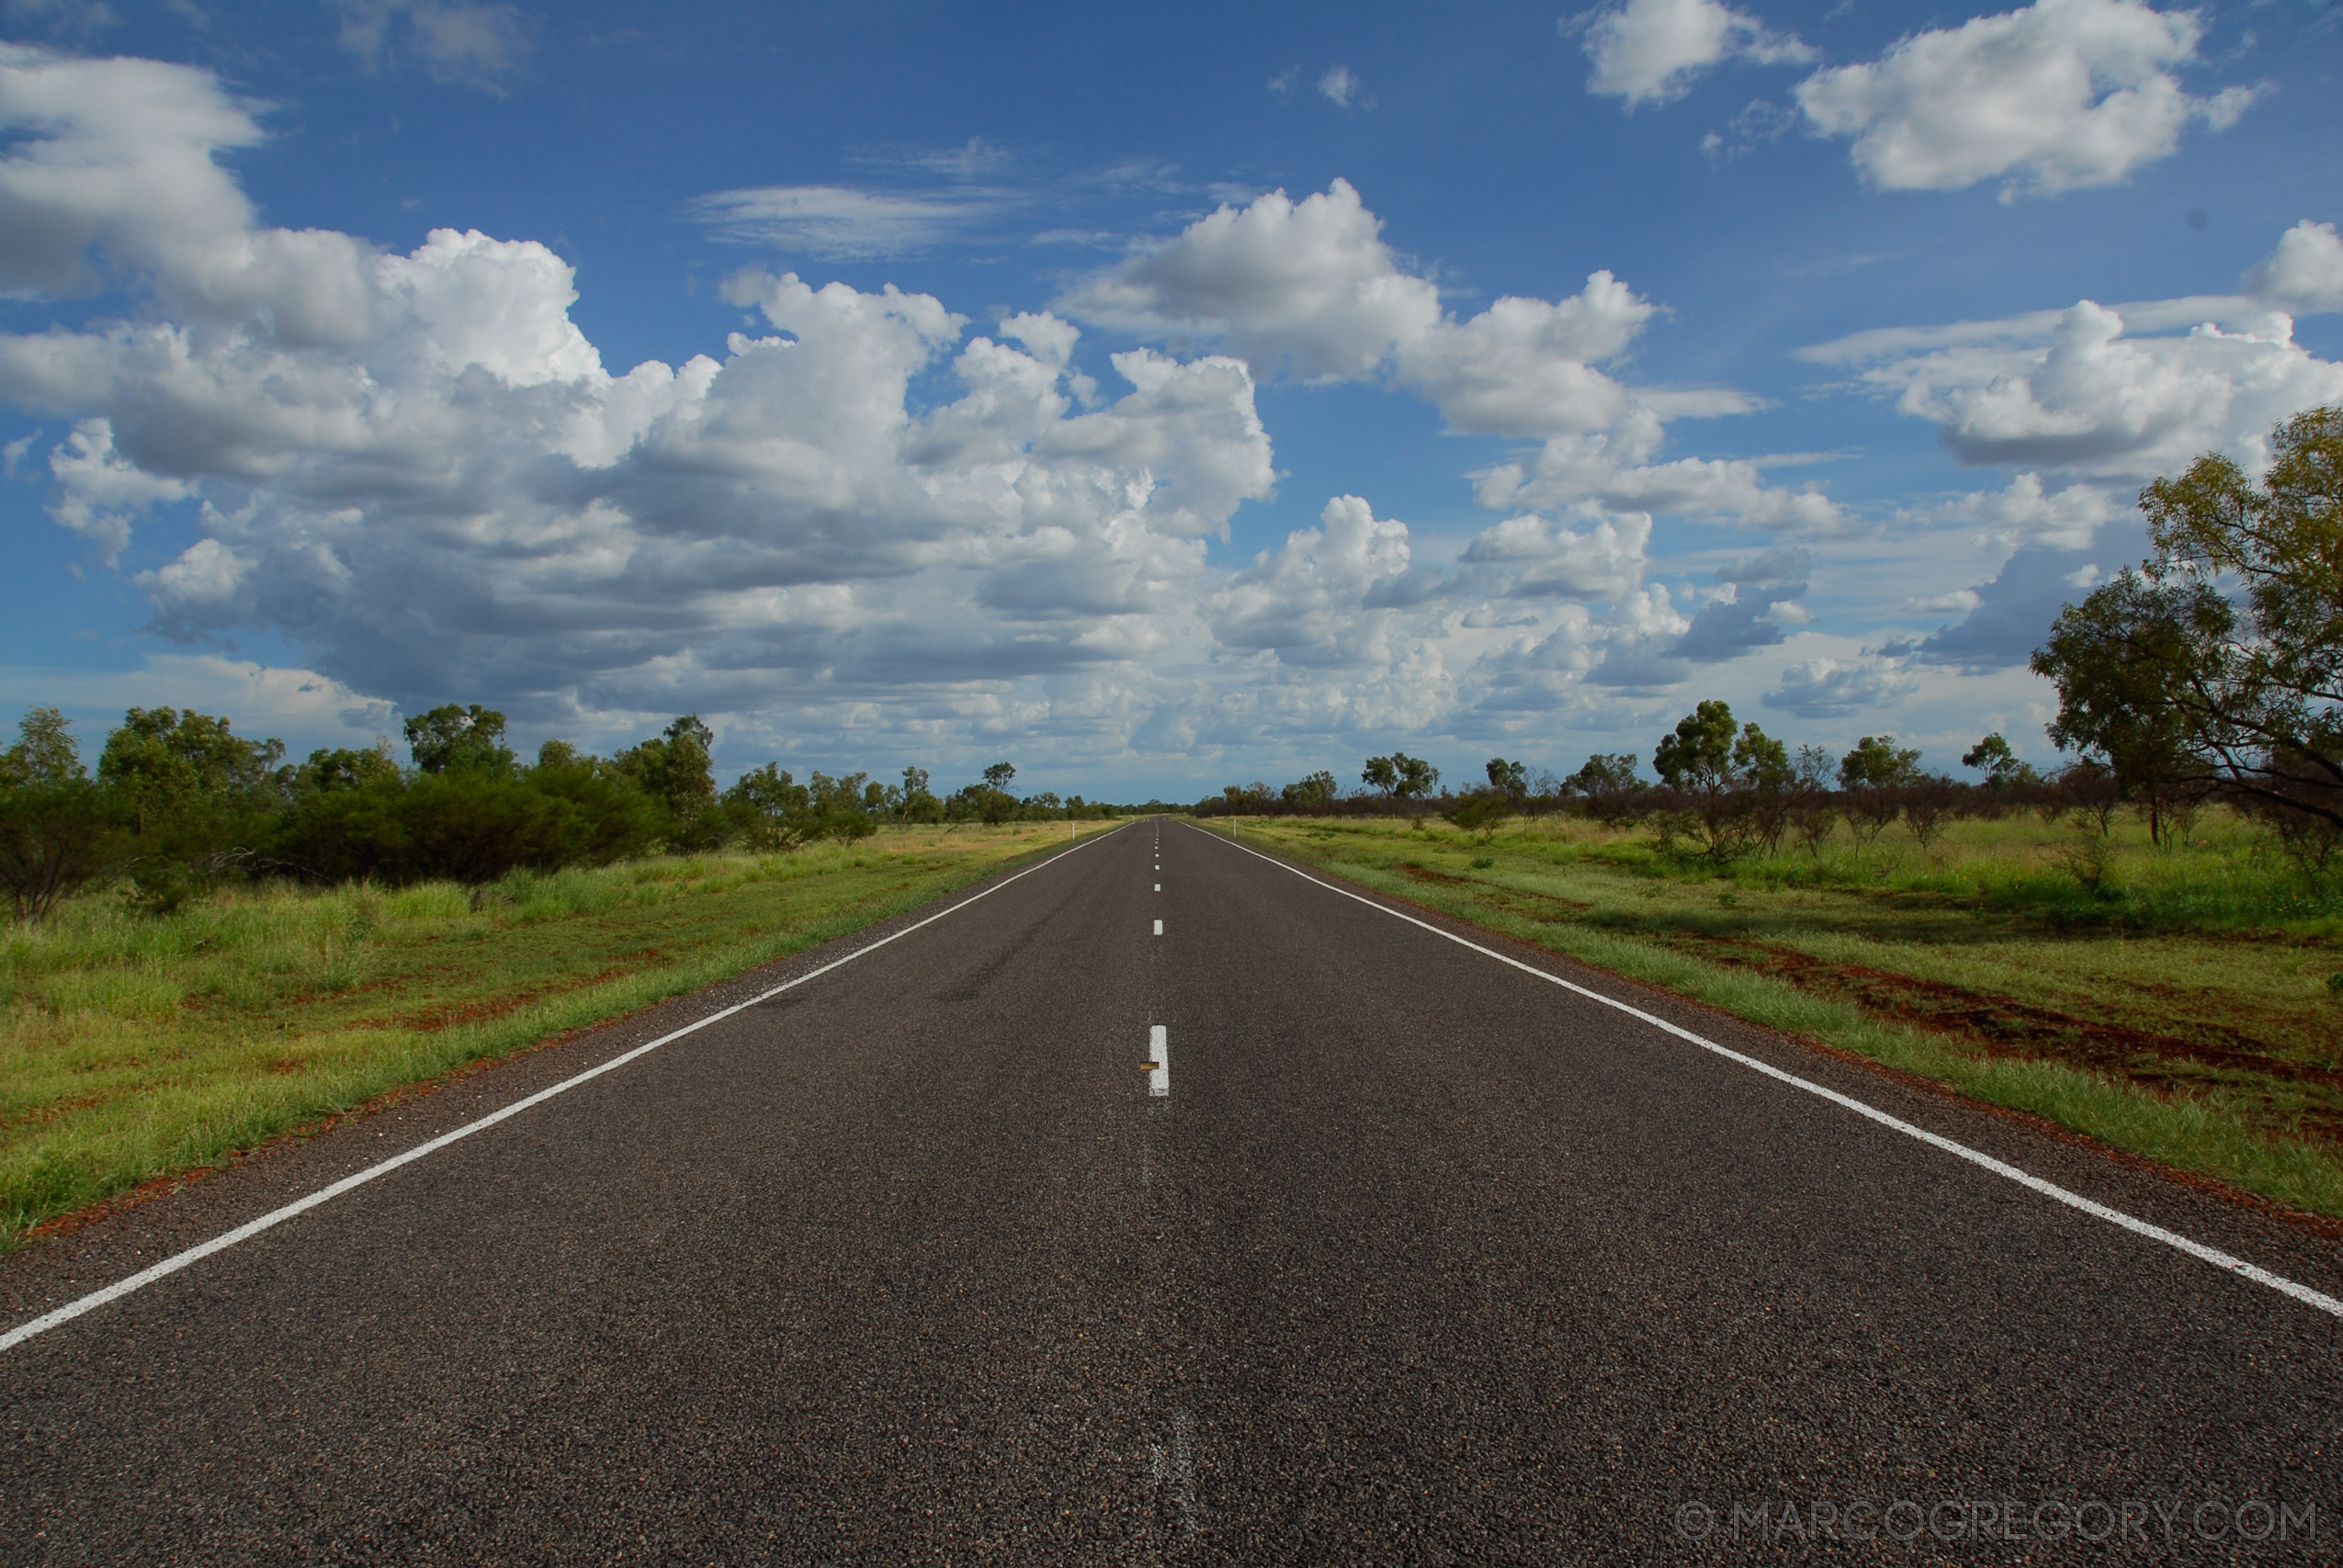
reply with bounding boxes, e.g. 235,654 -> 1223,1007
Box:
1230,814 -> 2343,1223
0,823 -> 1091,1253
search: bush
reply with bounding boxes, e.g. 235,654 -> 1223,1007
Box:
277,768 -> 661,886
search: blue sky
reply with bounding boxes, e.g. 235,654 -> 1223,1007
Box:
3,0 -> 2339,798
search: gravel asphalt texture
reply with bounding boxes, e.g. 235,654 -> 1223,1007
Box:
5,818 -> 2340,1563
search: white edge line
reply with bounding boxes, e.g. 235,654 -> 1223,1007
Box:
1,823 -> 1132,1355
1186,822 -> 2343,1322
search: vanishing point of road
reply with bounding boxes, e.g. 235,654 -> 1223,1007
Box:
5,820 -> 2338,1562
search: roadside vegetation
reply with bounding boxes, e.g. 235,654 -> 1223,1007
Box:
0,825 -> 1083,1253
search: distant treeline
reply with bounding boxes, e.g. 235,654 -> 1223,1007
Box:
1194,699 -> 2340,872
0,704 -> 1149,923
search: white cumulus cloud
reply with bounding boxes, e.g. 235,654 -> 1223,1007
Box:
0,46 -> 1296,753
1794,0 -> 2254,198
1802,224 -> 2343,483
1061,179 -> 1833,534
2251,220 -> 2343,317
1571,0 -> 1814,107
1207,494 -> 1413,664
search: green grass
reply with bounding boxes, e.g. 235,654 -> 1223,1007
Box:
1234,810 -> 2343,1221
0,823 -> 1087,1252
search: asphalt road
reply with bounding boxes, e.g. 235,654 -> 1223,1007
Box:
6,818 -> 2341,1564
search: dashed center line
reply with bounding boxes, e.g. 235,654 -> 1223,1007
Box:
1153,919 -> 1163,936
1147,1024 -> 1169,1098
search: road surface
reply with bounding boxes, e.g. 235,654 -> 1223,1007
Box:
5,819 -> 2339,1562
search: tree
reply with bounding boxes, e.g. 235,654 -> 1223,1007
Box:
1839,735 -> 1920,843
99,706 -> 287,835
2030,573 -> 2205,845
723,763 -> 814,851
1652,702 -> 1787,862
1485,758 -> 1528,798
983,761 -> 1017,793
1734,725 -> 1794,853
613,716 -> 721,850
403,704 -> 516,776
898,765 -> 943,824
279,766 -> 659,886
809,771 -> 877,842
1786,743 -> 1839,856
1566,752 -> 1647,827
0,709 -> 119,923
1392,753 -> 1440,799
2032,406 -> 2343,864
3,707 -> 81,786
1361,756 -> 1399,796
1217,782 -> 1274,816
1961,733 -> 2031,791
97,706 -> 288,908
294,743 -> 400,795
1282,771 -> 1341,812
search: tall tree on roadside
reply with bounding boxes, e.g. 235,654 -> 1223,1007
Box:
0,708 -> 120,924
2032,406 -> 2343,861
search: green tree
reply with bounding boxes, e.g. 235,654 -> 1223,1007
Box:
1282,771 -> 1341,811
1786,743 -> 1839,856
402,704 -> 516,775
1391,753 -> 1440,799
897,765 -> 943,824
294,743 -> 400,795
1837,735 -> 1920,844
809,771 -> 877,842
2030,573 -> 2209,845
98,706 -> 287,835
1961,733 -> 2028,790
0,709 -> 120,923
983,761 -> 1017,793
1652,702 -> 1786,862
723,763 -> 814,851
2,707 -> 82,786
1485,757 -> 1528,798
2032,406 -> 2343,863
96,706 -> 288,908
1566,752 -> 1647,827
614,716 -> 722,850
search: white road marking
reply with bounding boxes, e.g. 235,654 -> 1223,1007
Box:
1192,824 -> 2343,1323
0,824 -> 1135,1356
1149,1406 -> 1198,1539
1154,883 -> 1160,892
1154,919 -> 1163,936
1147,1024 -> 1170,1098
